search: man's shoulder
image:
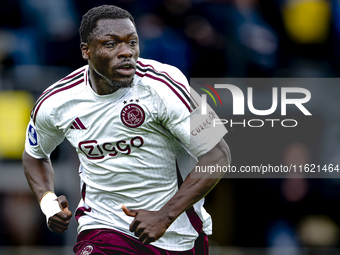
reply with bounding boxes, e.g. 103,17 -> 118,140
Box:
48,65 -> 88,90
135,58 -> 195,113
137,58 -> 177,71
136,58 -> 188,85
40,65 -> 88,98
30,65 -> 88,122
135,58 -> 189,93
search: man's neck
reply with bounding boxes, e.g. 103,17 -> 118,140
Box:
88,67 -> 120,95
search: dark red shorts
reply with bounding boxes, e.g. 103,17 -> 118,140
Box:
73,228 -> 209,255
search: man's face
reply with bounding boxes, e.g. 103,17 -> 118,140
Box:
83,18 -> 140,88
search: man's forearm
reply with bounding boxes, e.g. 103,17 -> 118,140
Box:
159,139 -> 231,223
22,150 -> 55,202
23,150 -> 72,233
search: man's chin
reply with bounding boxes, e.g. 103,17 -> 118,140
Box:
111,77 -> 134,88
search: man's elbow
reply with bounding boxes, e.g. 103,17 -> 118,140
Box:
198,138 -> 231,166
22,150 -> 50,171
22,150 -> 29,168
215,138 -> 231,166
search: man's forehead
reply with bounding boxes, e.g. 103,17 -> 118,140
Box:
93,18 -> 136,37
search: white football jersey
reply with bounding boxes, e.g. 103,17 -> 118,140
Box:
25,58 -> 227,251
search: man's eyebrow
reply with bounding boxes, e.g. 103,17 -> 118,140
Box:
104,32 -> 136,38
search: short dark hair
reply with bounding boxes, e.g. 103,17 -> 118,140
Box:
79,5 -> 135,43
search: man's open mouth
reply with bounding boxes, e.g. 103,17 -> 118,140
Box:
116,64 -> 136,76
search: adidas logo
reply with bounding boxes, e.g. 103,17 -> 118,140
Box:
70,117 -> 86,130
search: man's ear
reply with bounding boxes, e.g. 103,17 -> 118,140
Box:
80,42 -> 90,60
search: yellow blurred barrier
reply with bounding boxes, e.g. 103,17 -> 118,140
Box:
0,91 -> 34,159
282,0 -> 331,44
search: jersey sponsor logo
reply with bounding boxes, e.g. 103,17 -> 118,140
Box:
78,136 -> 144,160
80,244 -> 93,255
70,117 -> 87,130
121,104 -> 145,128
28,125 -> 38,146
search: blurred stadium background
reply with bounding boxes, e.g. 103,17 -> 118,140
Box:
1,0 -> 340,254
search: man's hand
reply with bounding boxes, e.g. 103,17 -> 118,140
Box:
122,205 -> 172,245
48,195 -> 72,233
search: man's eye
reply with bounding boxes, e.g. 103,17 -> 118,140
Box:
129,40 -> 137,46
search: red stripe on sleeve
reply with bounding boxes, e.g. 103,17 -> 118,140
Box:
136,71 -> 192,112
33,79 -> 84,123
60,69 -> 85,82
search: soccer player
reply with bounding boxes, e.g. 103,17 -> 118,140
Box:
22,5 -> 230,255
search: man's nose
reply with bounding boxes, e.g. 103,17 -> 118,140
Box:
118,43 -> 132,58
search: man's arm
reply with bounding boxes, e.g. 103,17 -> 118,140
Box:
122,138 -> 231,244
22,150 -> 72,233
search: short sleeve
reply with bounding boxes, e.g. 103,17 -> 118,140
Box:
157,66 -> 227,158
25,105 -> 65,159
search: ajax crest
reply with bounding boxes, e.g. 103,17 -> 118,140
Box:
121,104 -> 145,128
